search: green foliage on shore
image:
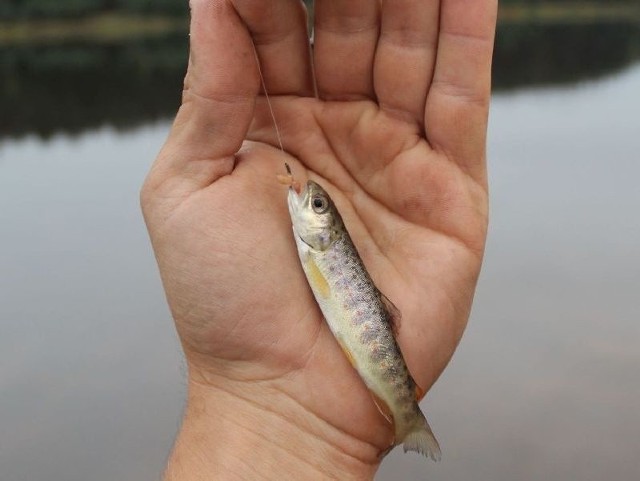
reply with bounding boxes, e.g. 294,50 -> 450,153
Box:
0,0 -> 187,20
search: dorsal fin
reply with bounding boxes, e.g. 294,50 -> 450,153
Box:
380,292 -> 402,335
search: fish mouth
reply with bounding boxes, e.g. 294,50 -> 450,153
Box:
287,180 -> 314,249
281,163 -> 313,238
287,182 -> 308,219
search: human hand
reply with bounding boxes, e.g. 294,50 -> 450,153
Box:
141,1 -> 497,479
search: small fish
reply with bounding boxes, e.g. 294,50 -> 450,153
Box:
281,165 -> 441,460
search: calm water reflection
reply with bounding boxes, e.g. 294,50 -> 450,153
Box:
1,21 -> 639,140
1,23 -> 640,481
0,34 -> 189,140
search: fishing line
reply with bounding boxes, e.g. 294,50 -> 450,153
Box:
253,47 -> 284,153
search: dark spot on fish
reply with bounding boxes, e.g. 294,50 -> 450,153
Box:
370,345 -> 386,363
403,410 -> 415,424
386,363 -> 401,378
360,326 -> 378,344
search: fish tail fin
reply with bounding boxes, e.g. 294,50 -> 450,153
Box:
402,411 -> 441,462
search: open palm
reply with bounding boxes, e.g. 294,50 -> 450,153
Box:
142,0 -> 496,469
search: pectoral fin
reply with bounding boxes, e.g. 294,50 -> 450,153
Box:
304,255 -> 331,299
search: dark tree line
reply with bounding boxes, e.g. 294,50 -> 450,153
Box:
2,0 -> 637,21
0,0 -> 187,19
2,19 -> 638,140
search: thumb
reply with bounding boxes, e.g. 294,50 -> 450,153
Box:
144,0 -> 259,207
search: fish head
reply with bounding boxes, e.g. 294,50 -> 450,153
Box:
287,180 -> 342,251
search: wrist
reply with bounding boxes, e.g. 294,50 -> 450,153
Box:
163,365 -> 380,481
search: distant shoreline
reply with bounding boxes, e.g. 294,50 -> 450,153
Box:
499,3 -> 640,24
1,4 -> 639,46
0,13 -> 189,46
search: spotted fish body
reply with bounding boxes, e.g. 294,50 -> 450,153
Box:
286,178 -> 441,461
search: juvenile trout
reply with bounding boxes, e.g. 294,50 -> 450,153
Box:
283,169 -> 441,460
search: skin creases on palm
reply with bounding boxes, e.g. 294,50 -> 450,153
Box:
153,93 -> 486,454
244,95 -> 487,380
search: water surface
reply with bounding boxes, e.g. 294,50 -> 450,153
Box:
379,63 -> 640,481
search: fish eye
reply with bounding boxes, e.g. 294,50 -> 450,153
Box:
311,195 -> 329,214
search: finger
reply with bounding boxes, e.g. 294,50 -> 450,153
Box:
313,0 -> 380,100
148,0 -> 260,193
232,0 -> 313,96
425,0 -> 498,182
374,0 -> 440,127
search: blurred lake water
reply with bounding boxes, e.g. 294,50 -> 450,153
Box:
1,18 -> 639,481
